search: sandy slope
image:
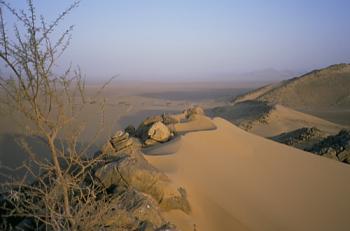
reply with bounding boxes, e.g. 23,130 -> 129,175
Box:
146,117 -> 350,231
249,104 -> 343,137
230,64 -> 350,125
211,101 -> 343,137
232,64 -> 350,109
232,83 -> 280,104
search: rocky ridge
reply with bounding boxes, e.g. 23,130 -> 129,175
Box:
271,127 -> 350,164
307,129 -> 350,163
271,127 -> 327,149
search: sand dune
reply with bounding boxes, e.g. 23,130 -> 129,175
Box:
146,117 -> 350,231
211,101 -> 343,137
232,83 -> 281,105
248,104 -> 343,136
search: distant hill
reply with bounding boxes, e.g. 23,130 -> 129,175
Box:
232,64 -> 350,109
230,64 -> 350,125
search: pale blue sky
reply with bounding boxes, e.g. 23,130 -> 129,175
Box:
4,0 -> 350,81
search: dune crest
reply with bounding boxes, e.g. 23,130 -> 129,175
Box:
146,117 -> 350,231
211,101 -> 343,137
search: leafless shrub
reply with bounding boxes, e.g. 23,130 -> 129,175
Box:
0,1 -> 116,229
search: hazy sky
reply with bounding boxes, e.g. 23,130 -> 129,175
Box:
5,0 -> 350,81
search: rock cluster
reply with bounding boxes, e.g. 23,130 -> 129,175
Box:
135,115 -> 173,146
97,130 -> 141,157
307,129 -> 350,163
135,106 -> 205,147
271,127 -> 350,164
272,127 -> 325,146
88,108 -> 206,229
183,106 -> 205,120
1,107 -> 207,230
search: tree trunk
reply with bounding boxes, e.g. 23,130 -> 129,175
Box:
47,136 -> 75,227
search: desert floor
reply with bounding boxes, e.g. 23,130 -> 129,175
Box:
0,81 -> 252,176
1,81 -> 350,231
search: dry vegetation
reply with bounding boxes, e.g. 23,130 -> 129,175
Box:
0,1 -> 129,229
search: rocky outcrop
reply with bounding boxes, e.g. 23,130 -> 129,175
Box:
307,129 -> 350,163
272,128 -> 350,164
99,187 -> 166,230
183,106 -> 204,118
93,126 -> 191,217
136,106 -> 205,147
147,122 -> 172,142
136,116 -> 171,145
98,130 -> 141,157
271,127 -> 327,149
94,151 -> 190,214
1,107 -> 212,230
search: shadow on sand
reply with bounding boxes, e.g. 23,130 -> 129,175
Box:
0,133 -> 99,182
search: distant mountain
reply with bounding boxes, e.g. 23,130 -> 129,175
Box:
232,63 -> 350,109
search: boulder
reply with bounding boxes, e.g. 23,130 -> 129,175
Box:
135,109 -> 206,144
94,152 -> 190,214
97,130 -> 142,157
142,115 -> 164,126
184,106 -> 204,118
148,122 -> 171,142
101,188 -> 165,230
112,130 -> 129,142
161,114 -> 180,125
125,125 -> 136,137
136,115 -> 164,140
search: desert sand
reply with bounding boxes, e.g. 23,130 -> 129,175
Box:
244,104 -> 343,137
146,117 -> 350,231
211,101 -> 344,137
0,83 -> 251,178
1,76 -> 350,229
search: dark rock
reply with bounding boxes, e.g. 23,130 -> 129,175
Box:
148,122 -> 171,142
271,127 -> 326,148
307,129 -> 350,163
125,125 -> 136,137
